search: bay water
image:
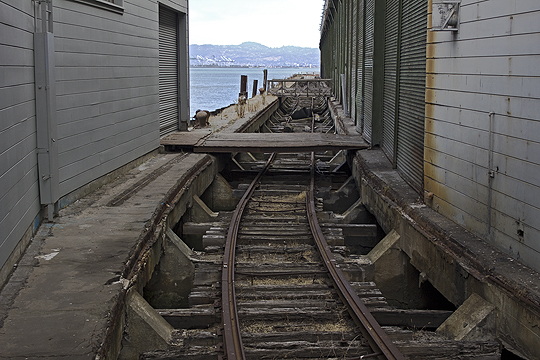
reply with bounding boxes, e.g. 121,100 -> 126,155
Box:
189,67 -> 319,117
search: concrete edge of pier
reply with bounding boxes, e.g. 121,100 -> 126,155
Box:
329,100 -> 540,359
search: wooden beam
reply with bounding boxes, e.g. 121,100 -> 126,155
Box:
371,308 -> 454,329
192,132 -> 368,153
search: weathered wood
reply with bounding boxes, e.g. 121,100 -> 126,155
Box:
395,339 -> 501,359
243,340 -> 370,359
371,308 -> 454,329
252,79 -> 258,98
189,132 -> 368,153
182,222 -> 226,235
237,299 -> 338,309
141,349 -> 218,360
241,330 -> 361,344
158,307 -> 218,329
237,307 -> 348,321
160,129 -> 212,147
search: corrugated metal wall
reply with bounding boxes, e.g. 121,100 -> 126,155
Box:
355,1 -> 365,134
382,0 -> 400,164
396,0 -> 427,192
350,0 -> 358,122
159,5 -> 180,136
362,0 -> 375,143
320,0 -> 427,190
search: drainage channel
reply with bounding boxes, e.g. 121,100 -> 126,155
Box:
122,96 -> 502,359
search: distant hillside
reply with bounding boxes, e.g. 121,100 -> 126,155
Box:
189,42 -> 320,68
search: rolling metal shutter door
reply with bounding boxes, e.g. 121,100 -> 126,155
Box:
355,0 -> 365,133
346,0 -> 352,116
350,0 -> 358,121
363,0 -> 375,143
397,0 -> 427,192
338,3 -> 344,102
159,6 -> 179,137
382,0 -> 400,163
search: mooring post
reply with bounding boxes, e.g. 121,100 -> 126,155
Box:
240,75 -> 248,98
252,79 -> 258,98
263,69 -> 268,92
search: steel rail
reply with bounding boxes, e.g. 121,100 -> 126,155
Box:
221,112 -> 403,358
221,153 -> 276,360
306,151 -> 406,360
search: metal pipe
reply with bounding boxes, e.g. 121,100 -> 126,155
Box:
487,111 -> 495,235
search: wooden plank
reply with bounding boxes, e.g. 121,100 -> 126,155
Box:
160,129 -> 212,147
186,133 -> 367,153
371,308 -> 453,329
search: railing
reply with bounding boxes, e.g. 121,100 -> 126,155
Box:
268,78 -> 333,97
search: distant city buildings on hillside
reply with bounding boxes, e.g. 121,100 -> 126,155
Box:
189,42 -> 320,68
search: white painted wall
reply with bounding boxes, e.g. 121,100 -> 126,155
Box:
425,0 -> 540,270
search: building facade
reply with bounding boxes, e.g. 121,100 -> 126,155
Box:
0,0 -> 189,285
320,0 -> 540,273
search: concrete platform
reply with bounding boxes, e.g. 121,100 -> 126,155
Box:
0,153 -> 212,359
0,95 -> 290,359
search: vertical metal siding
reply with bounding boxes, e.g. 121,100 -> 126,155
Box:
396,0 -> 427,192
382,0 -> 400,162
363,0 -> 375,143
159,6 -> 179,136
355,0 -> 365,133
350,0 -> 358,121
331,12 -> 336,93
339,2 -> 342,97
346,0 -> 352,116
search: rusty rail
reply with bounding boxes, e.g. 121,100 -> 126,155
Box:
221,153 -> 276,360
221,116 -> 404,358
306,151 -> 406,360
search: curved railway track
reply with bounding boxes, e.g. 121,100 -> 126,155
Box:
221,102 -> 404,359
141,94 -> 501,360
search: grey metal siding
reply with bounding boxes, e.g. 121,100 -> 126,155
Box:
425,1 -> 540,271
0,1 -> 41,271
54,0 -> 160,196
1,0 -> 189,275
396,0 -> 427,192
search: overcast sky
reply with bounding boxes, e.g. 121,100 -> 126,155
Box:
189,0 -> 325,48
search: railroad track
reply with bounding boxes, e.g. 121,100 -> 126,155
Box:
220,146 -> 404,360
220,99 -> 404,359
141,96 -> 501,360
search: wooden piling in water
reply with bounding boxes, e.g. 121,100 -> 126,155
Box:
252,80 -> 258,98
240,75 -> 248,98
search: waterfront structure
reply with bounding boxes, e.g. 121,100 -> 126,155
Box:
0,0 -> 189,284
320,0 -> 540,274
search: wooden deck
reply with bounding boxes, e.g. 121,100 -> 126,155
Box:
161,131 -> 368,153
